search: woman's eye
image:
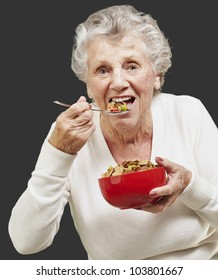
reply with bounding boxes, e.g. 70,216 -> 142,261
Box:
127,64 -> 139,71
126,63 -> 146,75
98,68 -> 108,75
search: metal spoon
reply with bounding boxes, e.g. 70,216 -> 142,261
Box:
53,100 -> 130,116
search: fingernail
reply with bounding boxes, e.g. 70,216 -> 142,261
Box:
149,191 -> 158,197
156,157 -> 163,162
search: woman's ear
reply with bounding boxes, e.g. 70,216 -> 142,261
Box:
86,86 -> 92,99
154,76 -> 161,90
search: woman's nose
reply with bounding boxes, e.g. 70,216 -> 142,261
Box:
110,68 -> 128,90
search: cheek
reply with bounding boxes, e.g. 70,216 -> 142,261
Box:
143,72 -> 156,90
137,76 -> 154,99
87,81 -> 107,104
137,76 -> 155,110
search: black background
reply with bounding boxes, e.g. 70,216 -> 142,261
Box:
1,0 -> 217,260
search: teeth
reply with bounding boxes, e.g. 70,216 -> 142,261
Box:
111,97 -> 132,102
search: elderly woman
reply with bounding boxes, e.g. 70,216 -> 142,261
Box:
9,5 -> 218,259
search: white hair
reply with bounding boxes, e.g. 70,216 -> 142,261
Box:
71,5 -> 172,91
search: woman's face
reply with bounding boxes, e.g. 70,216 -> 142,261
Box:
86,35 -> 160,131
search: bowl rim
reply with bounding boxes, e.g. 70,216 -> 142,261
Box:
98,166 -> 165,181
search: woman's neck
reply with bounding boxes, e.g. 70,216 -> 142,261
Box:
100,116 -> 153,163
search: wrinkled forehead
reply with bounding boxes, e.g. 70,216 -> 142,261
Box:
87,33 -> 146,52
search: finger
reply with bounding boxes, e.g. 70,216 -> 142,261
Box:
68,123 -> 96,153
149,184 -> 173,197
155,156 -> 178,173
71,112 -> 95,129
136,193 -> 179,213
76,122 -> 96,138
137,196 -> 170,213
58,96 -> 89,119
72,109 -> 94,126
63,101 -> 91,119
76,96 -> 87,103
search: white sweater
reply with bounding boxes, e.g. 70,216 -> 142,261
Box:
8,93 -> 218,259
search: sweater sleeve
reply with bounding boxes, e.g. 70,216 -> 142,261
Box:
179,99 -> 218,230
8,131 -> 76,254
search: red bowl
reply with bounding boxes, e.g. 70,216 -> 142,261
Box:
98,167 -> 167,209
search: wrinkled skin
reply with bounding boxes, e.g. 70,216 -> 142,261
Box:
49,96 -> 96,154
49,34 -> 192,213
138,156 -> 192,213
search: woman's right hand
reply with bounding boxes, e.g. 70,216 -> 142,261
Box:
48,96 -> 96,154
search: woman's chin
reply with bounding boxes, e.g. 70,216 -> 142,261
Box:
112,115 -> 140,130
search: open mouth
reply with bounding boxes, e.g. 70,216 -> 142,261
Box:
108,96 -> 135,110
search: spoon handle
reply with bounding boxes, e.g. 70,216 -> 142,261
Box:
53,100 -> 71,108
53,100 -> 130,115
53,100 -> 104,111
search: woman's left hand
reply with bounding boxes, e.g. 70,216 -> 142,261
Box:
139,157 -> 192,213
